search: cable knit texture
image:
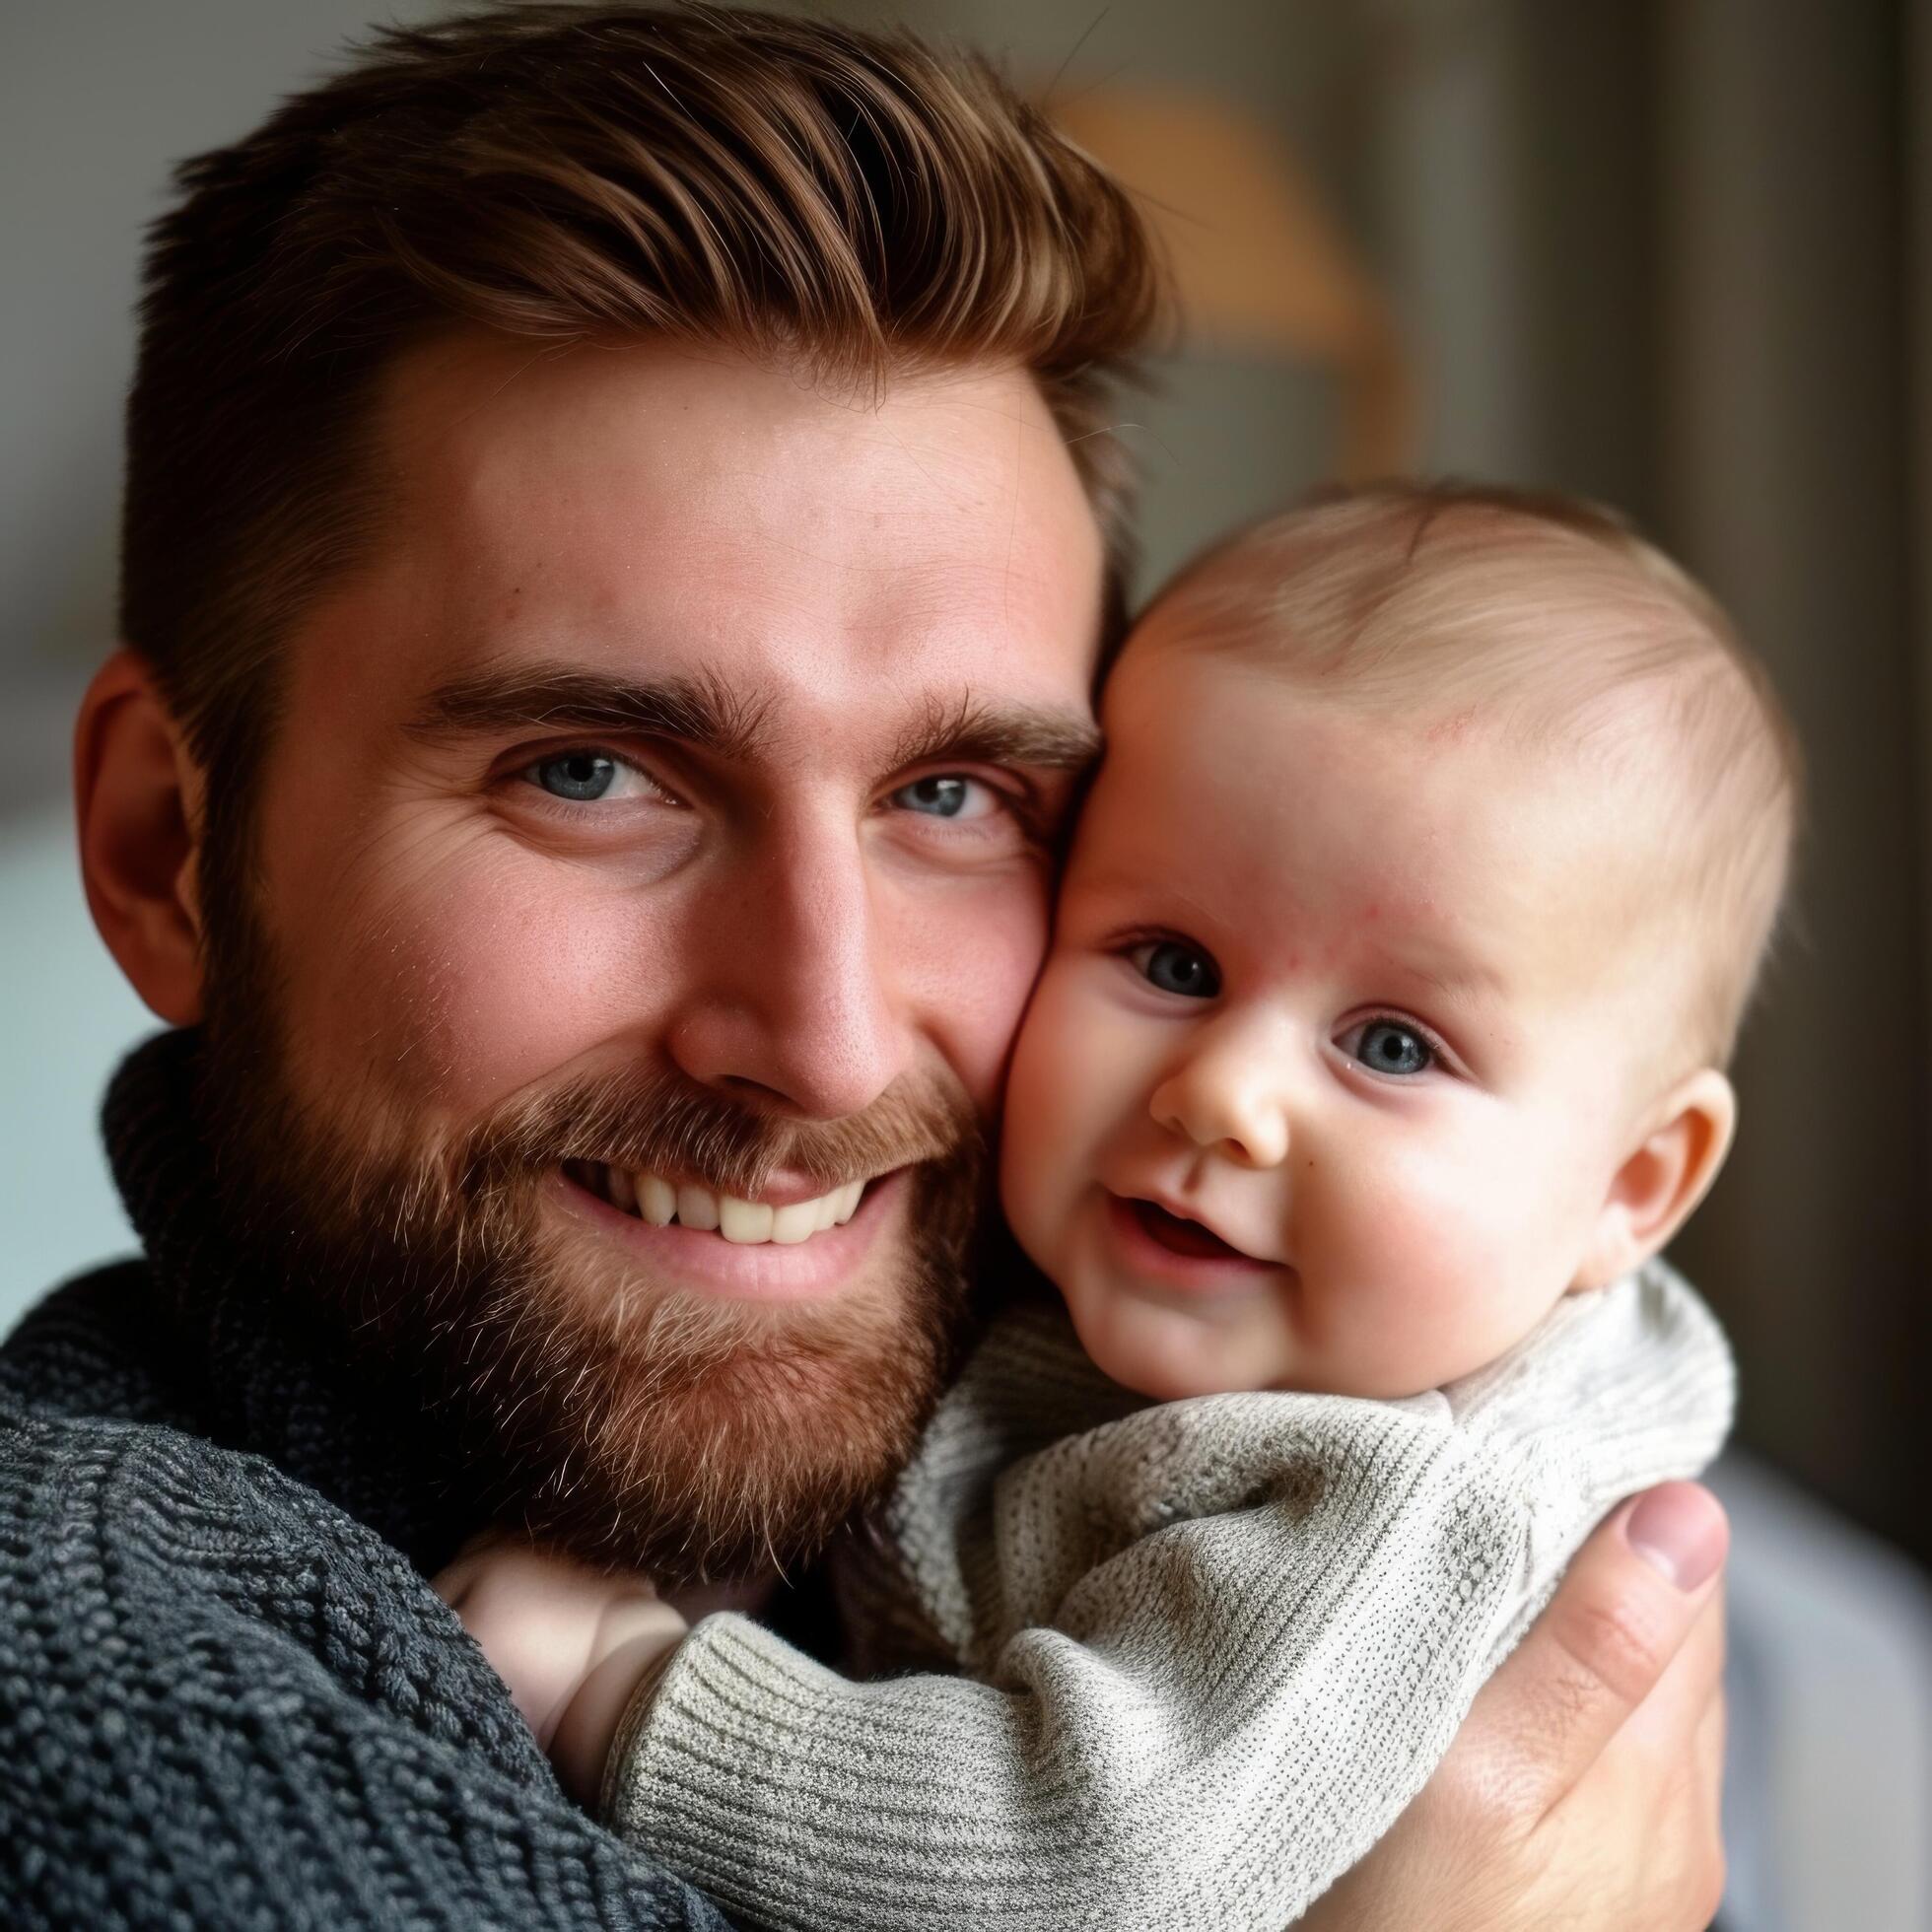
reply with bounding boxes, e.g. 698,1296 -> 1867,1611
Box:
0,1030 -> 737,1930
607,1260 -> 1734,1931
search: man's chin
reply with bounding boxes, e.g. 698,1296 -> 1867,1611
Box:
193,967 -> 982,1584
462,1177 -> 970,1584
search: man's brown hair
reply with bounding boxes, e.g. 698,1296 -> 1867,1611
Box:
122,1 -> 1159,805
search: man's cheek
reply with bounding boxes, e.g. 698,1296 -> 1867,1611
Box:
408,905 -> 646,1101
288,848 -> 683,1112
892,873 -> 1053,1116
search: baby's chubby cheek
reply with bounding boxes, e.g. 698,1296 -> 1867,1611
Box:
1317,1118 -> 1603,1391
997,960 -> 1126,1263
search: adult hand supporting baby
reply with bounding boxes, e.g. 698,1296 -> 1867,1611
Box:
1301,1481 -> 1729,1931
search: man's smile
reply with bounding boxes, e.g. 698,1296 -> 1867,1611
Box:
552,1161 -> 908,1303
565,1160 -> 868,1242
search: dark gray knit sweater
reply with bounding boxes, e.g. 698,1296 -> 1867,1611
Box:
0,1032 -> 741,1930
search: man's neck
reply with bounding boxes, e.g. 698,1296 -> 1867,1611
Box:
99,1027 -> 487,1574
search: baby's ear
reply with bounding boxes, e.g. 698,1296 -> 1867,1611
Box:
1572,1069 -> 1737,1290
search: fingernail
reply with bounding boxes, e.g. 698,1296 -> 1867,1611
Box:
1624,1483 -> 1727,1591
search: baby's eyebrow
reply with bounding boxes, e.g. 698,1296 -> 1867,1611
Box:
1068,864 -> 1204,906
1377,944 -> 1509,1002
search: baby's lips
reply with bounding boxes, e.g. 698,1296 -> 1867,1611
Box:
1110,1185 -> 1282,1267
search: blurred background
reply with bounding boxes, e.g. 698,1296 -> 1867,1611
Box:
4,2 -> 1929,1924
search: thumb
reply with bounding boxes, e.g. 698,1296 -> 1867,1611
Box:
1457,1482 -> 1729,1820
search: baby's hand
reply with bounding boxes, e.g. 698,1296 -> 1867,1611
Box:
434,1529 -> 688,1809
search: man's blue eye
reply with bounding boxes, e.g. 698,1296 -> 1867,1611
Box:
890,775 -> 1007,823
1135,940 -> 1220,1000
532,752 -> 618,800
1354,1019 -> 1432,1076
893,776 -> 974,818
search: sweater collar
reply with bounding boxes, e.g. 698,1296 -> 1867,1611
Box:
104,1027 -> 482,1573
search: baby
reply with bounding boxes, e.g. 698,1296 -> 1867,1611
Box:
440,484 -> 1797,1929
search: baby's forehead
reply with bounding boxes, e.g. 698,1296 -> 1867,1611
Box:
1114,510 -> 1760,910
1097,590 -> 1731,1019
1092,646 -> 1662,962
1131,486 -> 1786,1032
1135,516 -> 1690,715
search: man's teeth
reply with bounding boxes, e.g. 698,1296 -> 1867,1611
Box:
676,1181 -> 720,1232
590,1167 -> 863,1243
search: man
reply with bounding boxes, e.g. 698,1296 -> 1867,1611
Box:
1,6 -> 1727,1924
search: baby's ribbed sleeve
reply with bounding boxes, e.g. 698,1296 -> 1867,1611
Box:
601,1262 -> 1733,1932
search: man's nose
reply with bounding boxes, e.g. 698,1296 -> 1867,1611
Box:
666,814 -> 905,1120
1148,1020 -> 1293,1169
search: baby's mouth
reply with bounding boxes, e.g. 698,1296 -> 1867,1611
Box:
1126,1197 -> 1257,1264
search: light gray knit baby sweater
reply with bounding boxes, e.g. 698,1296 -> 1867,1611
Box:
605,1260 -> 1733,1931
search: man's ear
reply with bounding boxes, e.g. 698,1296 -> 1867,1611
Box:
1573,1069 -> 1737,1290
74,649 -> 207,1025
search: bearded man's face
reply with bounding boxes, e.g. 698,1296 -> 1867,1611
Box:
194,336 -> 1105,1582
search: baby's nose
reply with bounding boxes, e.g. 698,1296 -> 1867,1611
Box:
1149,1057 -> 1291,1168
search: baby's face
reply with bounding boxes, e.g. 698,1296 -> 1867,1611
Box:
1000,641 -> 1676,1402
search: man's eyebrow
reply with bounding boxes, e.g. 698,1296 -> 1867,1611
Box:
405,663 -> 770,761
886,695 -> 1102,777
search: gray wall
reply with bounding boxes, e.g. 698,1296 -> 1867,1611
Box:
2,2 -> 444,1310
6,0 -> 448,688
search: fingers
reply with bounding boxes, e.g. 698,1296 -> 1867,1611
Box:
429,1522 -> 522,1607
431,1553 -> 483,1609
1624,1578 -> 1729,1897
1609,1575 -> 1728,1908
1695,1673 -> 1726,1810
1453,1483 -> 1729,1824
547,1602 -> 691,1806
1616,1579 -> 1725,1760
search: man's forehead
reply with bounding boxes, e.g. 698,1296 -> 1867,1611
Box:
350,331 -> 1108,711
256,332 -> 1107,782
381,333 -> 1086,556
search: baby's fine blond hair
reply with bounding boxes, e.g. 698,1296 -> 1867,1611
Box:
1139,482 -> 1802,1065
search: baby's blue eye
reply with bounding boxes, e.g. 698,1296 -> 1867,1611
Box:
532,751 -> 618,801
1133,939 -> 1221,1000
1353,1019 -> 1433,1076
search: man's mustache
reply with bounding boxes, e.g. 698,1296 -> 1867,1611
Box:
454,1061 -> 984,1203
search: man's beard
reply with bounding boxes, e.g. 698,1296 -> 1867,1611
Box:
192,883 -> 985,1587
